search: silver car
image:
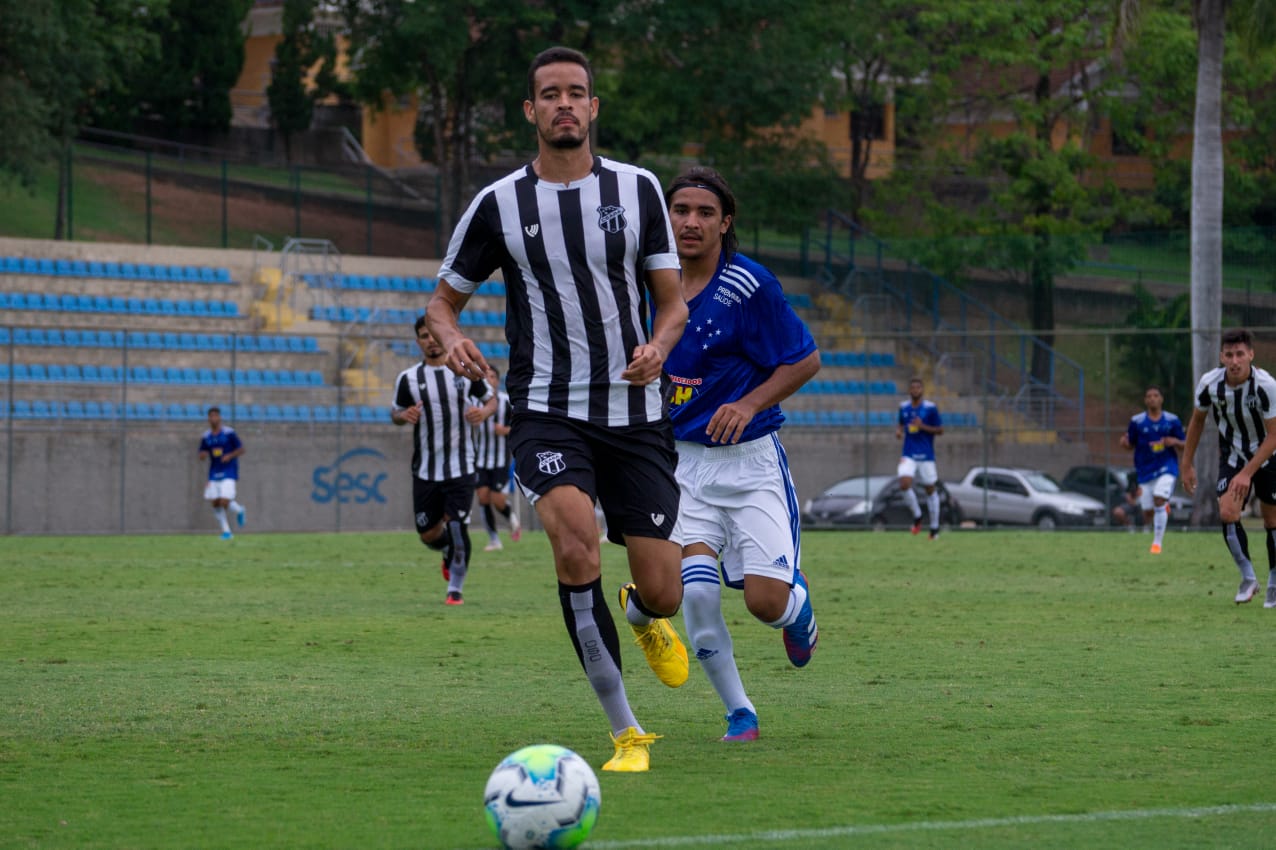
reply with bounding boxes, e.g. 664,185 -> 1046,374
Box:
946,466 -> 1108,529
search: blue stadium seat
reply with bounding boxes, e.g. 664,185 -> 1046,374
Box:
19,258 -> 38,274
145,331 -> 163,349
103,261 -> 121,278
0,256 -> 18,273
162,332 -> 180,349
181,368 -> 198,384
190,300 -> 209,317
70,259 -> 89,277
245,369 -> 264,386
313,405 -> 337,422
82,364 -> 100,382
340,406 -> 360,423
177,333 -> 197,350
46,329 -> 66,346
126,297 -> 146,314
136,263 -> 156,281
0,327 -> 8,345
235,335 -> 256,352
87,261 -> 106,278
64,400 -> 86,419
214,368 -> 231,384
100,401 -> 118,419
84,400 -> 102,418
100,365 -> 123,382
221,301 -> 239,317
198,266 -> 217,283
214,267 -> 232,283
176,300 -> 193,317
303,337 -> 318,353
63,364 -> 83,383
208,334 -> 229,352
208,301 -> 226,317
36,259 -> 55,276
12,400 -> 33,419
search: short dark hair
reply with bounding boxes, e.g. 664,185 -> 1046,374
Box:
665,166 -> 739,263
1144,384 -> 1163,396
1221,327 -> 1254,349
909,377 -> 924,386
414,314 -> 427,335
527,46 -> 593,101
207,406 -> 220,415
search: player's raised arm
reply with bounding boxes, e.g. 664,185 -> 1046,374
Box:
426,280 -> 488,381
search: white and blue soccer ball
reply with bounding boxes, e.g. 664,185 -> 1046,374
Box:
484,744 -> 601,850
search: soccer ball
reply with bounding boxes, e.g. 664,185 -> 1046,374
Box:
484,744 -> 601,850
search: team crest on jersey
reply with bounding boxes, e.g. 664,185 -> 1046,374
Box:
537,451 -> 566,475
524,223 -> 539,238
597,204 -> 626,233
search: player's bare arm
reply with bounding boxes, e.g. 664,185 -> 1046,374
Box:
705,350 -> 821,445
622,268 -> 686,386
426,280 -> 488,381
1180,408 -> 1208,494
391,402 -> 423,426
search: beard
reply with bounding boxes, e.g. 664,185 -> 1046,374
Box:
541,121 -> 589,150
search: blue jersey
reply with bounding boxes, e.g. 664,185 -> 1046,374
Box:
1126,410 -> 1186,482
899,400 -> 941,461
665,252 -> 817,446
199,427 -> 242,481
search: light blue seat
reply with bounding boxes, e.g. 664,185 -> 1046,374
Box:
180,368 -> 198,384
214,368 -> 232,384
82,364 -> 100,382
64,400 -> 86,418
209,335 -> 229,352
221,301 -> 239,316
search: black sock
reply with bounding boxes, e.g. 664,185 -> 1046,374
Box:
1267,527 -> 1276,575
498,503 -> 512,519
482,505 -> 498,536
558,577 -> 623,673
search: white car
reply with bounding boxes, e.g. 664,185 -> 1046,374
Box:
945,466 -> 1108,529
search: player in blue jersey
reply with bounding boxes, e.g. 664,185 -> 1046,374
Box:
1119,385 -> 1186,555
663,166 -> 821,743
197,406 -> 246,539
897,378 -> 944,539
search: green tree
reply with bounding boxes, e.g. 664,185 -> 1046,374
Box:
874,1 -> 1153,386
600,0 -> 842,232
341,0 -> 572,232
1116,284 -> 1193,414
0,0 -> 163,236
267,0 -> 341,162
129,0 -> 252,133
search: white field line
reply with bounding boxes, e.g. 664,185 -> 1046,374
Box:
464,802 -> 1276,850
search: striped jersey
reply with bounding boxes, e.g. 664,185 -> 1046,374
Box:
392,362 -> 494,481
438,156 -> 680,427
664,252 -> 817,445
473,391 -> 512,471
1194,365 -> 1276,468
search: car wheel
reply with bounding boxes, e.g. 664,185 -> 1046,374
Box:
1032,511 -> 1059,530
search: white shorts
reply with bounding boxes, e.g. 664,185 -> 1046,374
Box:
671,434 -> 800,587
1137,473 -> 1176,510
204,479 -> 237,501
897,457 -> 939,486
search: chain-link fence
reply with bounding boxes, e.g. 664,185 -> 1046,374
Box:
2,324 -> 1271,535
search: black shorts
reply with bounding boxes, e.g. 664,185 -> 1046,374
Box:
412,474 -> 477,533
1218,460 -> 1276,507
509,410 -> 679,545
475,466 -> 511,492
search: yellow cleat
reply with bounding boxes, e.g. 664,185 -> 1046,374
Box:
602,727 -> 661,772
618,583 -> 689,688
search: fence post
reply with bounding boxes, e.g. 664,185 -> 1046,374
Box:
145,151 -> 153,245
293,167 -> 302,237
66,144 -> 74,241
365,165 -> 373,255
221,160 -> 229,249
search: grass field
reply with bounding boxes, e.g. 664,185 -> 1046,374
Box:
3,529 -> 1275,849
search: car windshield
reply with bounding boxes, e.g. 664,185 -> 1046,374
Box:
1025,471 -> 1064,493
824,476 -> 893,499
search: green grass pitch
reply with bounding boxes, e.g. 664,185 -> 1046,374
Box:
3,529 -> 1275,849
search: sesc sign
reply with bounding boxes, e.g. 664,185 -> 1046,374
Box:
311,447 -> 389,504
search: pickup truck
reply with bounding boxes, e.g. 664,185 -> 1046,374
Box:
945,466 -> 1108,529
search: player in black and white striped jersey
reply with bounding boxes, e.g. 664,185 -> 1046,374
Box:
1182,328 -> 1276,606
472,365 -> 521,551
391,316 -> 496,606
426,47 -> 690,772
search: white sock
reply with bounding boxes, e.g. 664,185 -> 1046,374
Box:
229,500 -> 244,514
927,491 -> 940,530
213,506 -> 230,533
766,580 -> 808,630
903,487 -> 921,520
1152,504 -> 1168,546
681,556 -> 753,715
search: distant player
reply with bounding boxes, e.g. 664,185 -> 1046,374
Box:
664,166 -> 821,744
896,378 -> 944,538
391,316 -> 495,605
197,406 -> 246,540
1119,385 -> 1185,554
471,365 -> 521,551
1182,328 -> 1276,606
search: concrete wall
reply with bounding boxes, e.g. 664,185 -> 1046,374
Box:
0,421 -> 1089,535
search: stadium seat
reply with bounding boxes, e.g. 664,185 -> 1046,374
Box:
0,256 -> 18,273
0,328 -> 8,345
191,300 -> 209,317
214,267 -> 232,283
214,368 -> 232,384
84,400 -> 102,419
222,301 -> 239,316
198,266 -> 217,283
82,364 -> 100,382
64,400 -> 86,419
103,261 -> 121,278
208,334 -> 229,352
12,400 -> 34,419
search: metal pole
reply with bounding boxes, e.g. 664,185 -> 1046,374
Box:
293,167 -> 301,237
365,165 -> 373,255
221,160 -> 229,249
66,144 -> 74,241
120,338 -> 128,532
1103,332 -> 1112,524
145,151 -> 153,245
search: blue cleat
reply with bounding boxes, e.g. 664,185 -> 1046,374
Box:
722,708 -> 759,742
221,531 -> 233,540
782,570 -> 818,667
236,506 -> 246,527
